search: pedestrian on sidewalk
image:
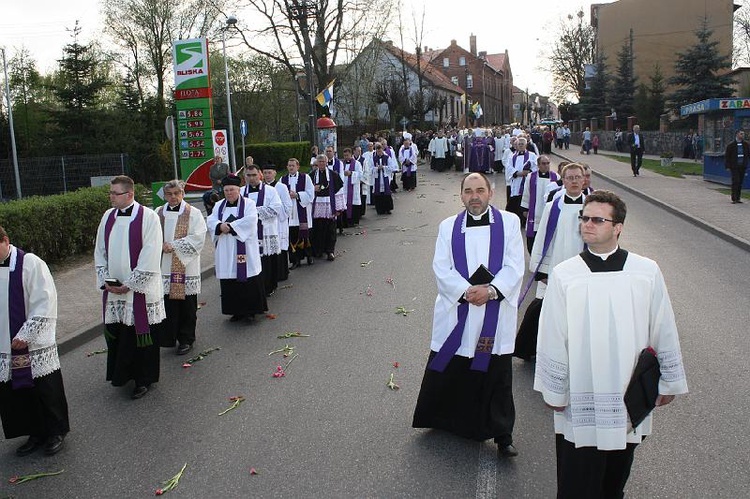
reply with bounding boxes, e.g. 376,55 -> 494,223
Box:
534,190 -> 688,498
95,176 -> 165,400
725,129 -> 749,204
582,127 -> 592,155
413,173 -> 524,459
0,225 -> 70,456
628,125 -> 645,176
155,180 -> 207,356
592,134 -> 599,154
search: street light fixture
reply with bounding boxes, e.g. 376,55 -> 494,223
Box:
1,47 -> 21,198
222,15 -> 238,172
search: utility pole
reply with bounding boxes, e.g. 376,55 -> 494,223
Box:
1,48 -> 21,199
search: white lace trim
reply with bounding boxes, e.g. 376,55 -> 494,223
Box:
96,265 -> 108,288
568,392 -> 627,429
104,299 -> 166,325
161,275 -> 201,295
124,269 -> 160,295
0,345 -> 60,382
257,206 -> 279,222
657,349 -> 686,383
15,317 -> 57,345
260,235 -> 281,255
536,352 -> 569,394
172,239 -> 199,259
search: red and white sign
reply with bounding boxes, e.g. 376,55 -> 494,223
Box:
212,129 -> 228,159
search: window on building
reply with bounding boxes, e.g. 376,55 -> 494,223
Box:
451,76 -> 459,86
467,74 -> 473,89
459,56 -> 466,66
443,57 -> 449,67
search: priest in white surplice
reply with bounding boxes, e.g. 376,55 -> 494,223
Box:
0,225 -> 70,456
335,147 -> 363,228
428,129 -> 450,172
505,136 -> 537,227
534,190 -> 688,498
263,162 -> 293,283
155,180 -> 206,356
242,164 -> 283,296
95,175 -> 165,400
520,155 -> 558,253
281,158 -> 315,268
413,173 -> 524,459
514,163 -> 586,361
207,175 -> 267,322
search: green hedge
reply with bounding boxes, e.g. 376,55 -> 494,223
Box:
0,184 -> 146,265
242,141 -> 310,170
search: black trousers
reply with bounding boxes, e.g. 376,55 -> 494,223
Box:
0,371 -> 70,439
630,147 -> 644,174
556,434 -> 638,499
158,294 -> 198,347
288,226 -> 312,265
506,195 -> 526,229
312,218 -> 337,255
105,323 -> 161,387
526,234 -> 536,256
730,166 -> 746,201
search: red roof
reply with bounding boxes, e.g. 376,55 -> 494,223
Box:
485,53 -> 509,74
380,42 -> 464,95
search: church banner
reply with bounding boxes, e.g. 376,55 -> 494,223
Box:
173,38 -> 215,190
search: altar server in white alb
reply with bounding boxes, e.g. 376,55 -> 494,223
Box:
95,175 -> 165,400
535,190 -> 688,498
0,226 -> 69,456
398,135 -> 419,191
242,164 -> 283,296
281,158 -> 315,268
520,155 -> 558,253
155,180 -> 206,356
413,173 -> 524,459
207,175 -> 267,322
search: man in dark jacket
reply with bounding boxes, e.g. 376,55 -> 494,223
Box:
627,125 -> 645,177
725,129 -> 749,204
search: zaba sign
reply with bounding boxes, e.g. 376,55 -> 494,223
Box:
720,99 -> 750,110
173,38 -> 210,90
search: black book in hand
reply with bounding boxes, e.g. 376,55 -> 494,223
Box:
624,348 -> 661,428
224,214 -> 237,223
468,264 -> 495,285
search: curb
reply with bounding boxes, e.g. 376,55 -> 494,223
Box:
553,151 -> 750,253
58,265 -> 217,356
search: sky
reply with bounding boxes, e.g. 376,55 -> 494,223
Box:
1,0 -> 609,98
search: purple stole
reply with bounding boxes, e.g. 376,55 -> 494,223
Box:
513,151 -> 531,194
217,197 -> 249,281
373,154 -> 391,195
401,148 -> 415,176
282,174 -> 310,238
312,168 -> 337,216
336,159 -> 357,219
243,184 -> 266,248
518,196 -> 565,305
428,207 -> 505,373
526,171 -> 559,237
103,206 -> 151,345
8,248 -> 34,389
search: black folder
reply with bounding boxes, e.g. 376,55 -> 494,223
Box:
468,264 -> 495,285
624,348 -> 661,428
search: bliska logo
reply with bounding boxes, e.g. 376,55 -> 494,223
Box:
175,41 -> 206,77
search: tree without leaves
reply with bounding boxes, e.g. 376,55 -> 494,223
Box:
668,18 -> 735,110
548,10 -> 596,101
734,4 -> 750,67
580,52 -> 609,119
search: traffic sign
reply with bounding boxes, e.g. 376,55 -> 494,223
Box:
240,119 -> 247,138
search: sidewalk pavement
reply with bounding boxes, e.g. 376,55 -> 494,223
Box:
553,146 -> 750,252
51,156 -> 748,354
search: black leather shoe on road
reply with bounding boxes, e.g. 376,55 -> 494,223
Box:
497,444 -> 519,458
327,253 -> 335,261
131,386 -> 149,399
176,344 -> 193,355
16,436 -> 42,456
307,256 -> 314,265
44,435 -> 65,456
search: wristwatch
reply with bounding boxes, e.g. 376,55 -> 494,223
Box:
487,285 -> 498,301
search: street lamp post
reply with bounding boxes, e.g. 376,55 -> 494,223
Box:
222,16 -> 238,172
1,48 -> 21,198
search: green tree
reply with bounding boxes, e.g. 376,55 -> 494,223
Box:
8,49 -> 54,156
611,40 -> 637,118
668,18 -> 735,110
633,83 -> 651,129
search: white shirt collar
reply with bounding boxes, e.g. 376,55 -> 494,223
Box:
588,246 -> 619,260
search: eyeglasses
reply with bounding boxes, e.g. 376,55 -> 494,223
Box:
578,215 -> 617,225
109,191 -> 128,196
564,175 -> 583,181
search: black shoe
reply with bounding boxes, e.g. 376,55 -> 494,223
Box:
327,253 -> 335,261
16,436 -> 42,456
290,262 -> 300,270
497,444 -> 519,458
229,314 -> 245,322
131,386 -> 149,399
44,435 -> 65,456
176,344 -> 193,355
307,256 -> 314,265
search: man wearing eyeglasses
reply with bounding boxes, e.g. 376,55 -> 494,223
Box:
534,190 -> 688,498
95,176 -> 165,400
515,164 -> 586,361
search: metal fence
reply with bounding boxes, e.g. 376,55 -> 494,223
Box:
0,154 -> 128,200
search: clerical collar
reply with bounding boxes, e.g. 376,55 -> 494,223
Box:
539,171 -> 550,178
466,208 -> 491,227
588,246 -> 619,260
118,203 -> 135,216
246,185 -> 261,193
0,245 -> 11,267
166,202 -> 181,212
564,194 -> 583,204
225,200 -> 239,207
580,247 -> 628,272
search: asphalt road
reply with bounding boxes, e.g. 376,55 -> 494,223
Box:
0,167 -> 747,498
